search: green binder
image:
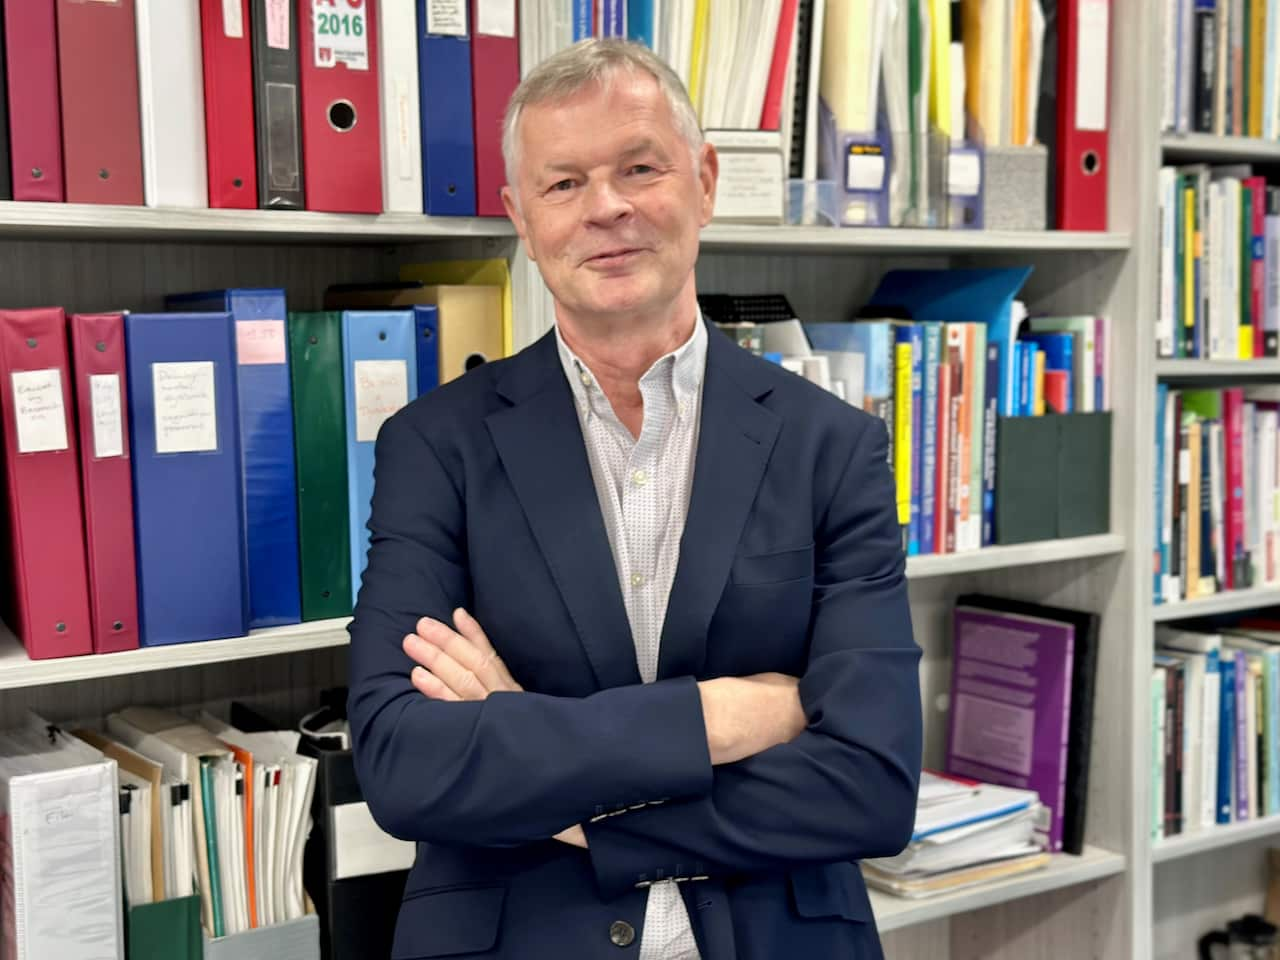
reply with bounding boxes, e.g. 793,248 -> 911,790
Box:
128,895 -> 202,960
288,312 -> 353,620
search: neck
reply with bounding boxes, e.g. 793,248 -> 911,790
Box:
555,279 -> 699,391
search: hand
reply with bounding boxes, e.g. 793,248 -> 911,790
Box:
553,824 -> 588,849
697,673 -> 806,766
402,609 -> 524,702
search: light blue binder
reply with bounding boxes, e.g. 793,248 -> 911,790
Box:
342,311 -> 418,606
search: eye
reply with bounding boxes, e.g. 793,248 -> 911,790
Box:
549,179 -> 575,193
627,164 -> 656,176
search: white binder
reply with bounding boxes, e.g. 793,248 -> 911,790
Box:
378,0 -> 424,213
136,0 -> 209,208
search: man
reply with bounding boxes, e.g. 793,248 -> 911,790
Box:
349,38 -> 921,960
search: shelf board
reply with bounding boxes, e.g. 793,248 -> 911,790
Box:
0,618 -> 352,691
1161,133 -> 1280,162
0,202 -> 516,244
1154,815 -> 1280,864
869,846 -> 1127,933
905,534 -> 1125,579
1153,586 -> 1280,622
697,223 -> 1131,254
1157,359 -> 1280,379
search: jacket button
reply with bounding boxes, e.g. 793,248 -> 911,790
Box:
610,920 -> 636,947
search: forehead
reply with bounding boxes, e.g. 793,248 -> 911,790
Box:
517,72 -> 681,161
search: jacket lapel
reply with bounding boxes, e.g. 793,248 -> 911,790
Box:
485,333 -> 642,691
657,324 -> 781,680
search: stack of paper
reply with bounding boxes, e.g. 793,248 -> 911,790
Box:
863,771 -> 1050,898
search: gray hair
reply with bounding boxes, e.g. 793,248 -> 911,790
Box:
501,38 -> 704,189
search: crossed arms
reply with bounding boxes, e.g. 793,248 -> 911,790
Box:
348,411 -> 922,898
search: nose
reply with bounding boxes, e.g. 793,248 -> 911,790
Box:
582,176 -> 632,226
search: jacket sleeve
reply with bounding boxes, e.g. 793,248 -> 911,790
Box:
582,416 -> 922,897
348,411 -> 714,848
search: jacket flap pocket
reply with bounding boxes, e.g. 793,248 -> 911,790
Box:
392,885 -> 507,958
789,863 -> 874,923
730,544 -> 813,586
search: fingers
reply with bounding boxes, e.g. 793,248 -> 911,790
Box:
411,665 -> 460,702
418,611 -> 521,693
403,632 -> 487,701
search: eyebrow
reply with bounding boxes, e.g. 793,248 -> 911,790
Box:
540,139 -> 669,176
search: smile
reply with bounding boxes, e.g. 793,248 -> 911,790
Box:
585,249 -> 644,267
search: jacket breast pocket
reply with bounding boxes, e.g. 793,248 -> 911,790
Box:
392,884 -> 507,958
730,544 -> 814,586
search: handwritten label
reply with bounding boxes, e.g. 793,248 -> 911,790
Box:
89,374 -> 123,459
11,369 -> 68,454
313,0 -> 369,70
354,360 -> 408,443
712,152 -> 784,222
427,0 -> 466,37
1075,0 -> 1109,132
266,0 -> 291,49
236,320 -> 287,365
477,0 -> 515,37
223,0 -> 244,38
153,362 -> 218,455
395,75 -> 414,180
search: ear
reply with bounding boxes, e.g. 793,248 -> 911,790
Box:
501,184 -> 538,263
696,142 -> 718,228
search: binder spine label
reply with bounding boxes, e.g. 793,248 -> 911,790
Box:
354,359 -> 408,442
312,0 -> 369,69
236,320 -> 287,365
266,0 -> 291,49
1076,0 -> 1110,132
428,0 -> 467,36
11,368 -> 68,454
89,374 -> 124,459
153,361 -> 219,454
477,0 -> 517,38
223,0 -> 245,38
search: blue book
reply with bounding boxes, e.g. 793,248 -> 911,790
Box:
1155,384 -> 1168,603
573,0 -> 593,40
413,305 -> 441,396
417,0 -> 476,215
627,0 -> 655,46
1219,654 -> 1236,823
168,289 -> 301,629
343,311 -> 419,606
125,313 -> 248,646
1017,341 -> 1038,416
867,267 -> 1033,417
601,0 -> 625,36
904,324 -> 924,556
920,324 -> 943,555
1020,332 -> 1074,411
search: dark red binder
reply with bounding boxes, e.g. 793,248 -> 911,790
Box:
0,308 -> 92,659
201,0 -> 259,209
469,0 -> 519,217
56,0 -> 144,204
297,0 -> 382,212
69,313 -> 139,654
1055,0 -> 1111,231
4,0 -> 64,201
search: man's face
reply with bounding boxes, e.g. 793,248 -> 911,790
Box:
502,72 -> 717,325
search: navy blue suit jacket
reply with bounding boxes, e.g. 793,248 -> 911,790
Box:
348,318 -> 922,959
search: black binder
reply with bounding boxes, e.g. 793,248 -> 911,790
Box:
249,0 -> 304,209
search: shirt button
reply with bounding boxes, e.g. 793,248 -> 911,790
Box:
580,370 -> 592,387
609,921 -> 636,948
630,573 -> 645,588
678,401 -> 688,416
631,468 -> 648,486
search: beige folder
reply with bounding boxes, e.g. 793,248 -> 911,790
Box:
324,281 -> 505,387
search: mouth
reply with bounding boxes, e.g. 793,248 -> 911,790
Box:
584,248 -> 645,267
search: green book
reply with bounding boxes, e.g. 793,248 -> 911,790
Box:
200,760 -> 225,939
287,312 -> 354,620
128,895 -> 202,960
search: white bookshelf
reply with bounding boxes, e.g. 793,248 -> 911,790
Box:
1157,359 -> 1280,378
699,223 -> 1131,254
1152,586 -> 1280,622
870,846 -> 1127,933
905,534 -> 1125,579
1161,133 -> 1280,162
1154,817 -> 1280,865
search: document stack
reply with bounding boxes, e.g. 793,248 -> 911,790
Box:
862,771 -> 1050,899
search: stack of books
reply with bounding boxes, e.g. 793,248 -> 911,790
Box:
863,771 -> 1049,899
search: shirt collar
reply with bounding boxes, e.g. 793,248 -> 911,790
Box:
555,310 -> 707,420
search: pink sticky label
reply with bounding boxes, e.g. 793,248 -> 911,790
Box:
236,320 -> 287,365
